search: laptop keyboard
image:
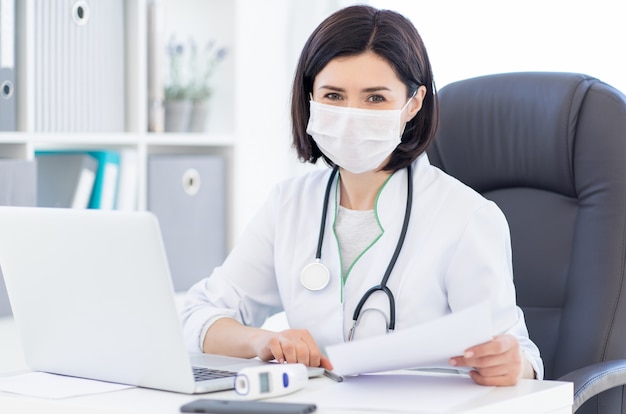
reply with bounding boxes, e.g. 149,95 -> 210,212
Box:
192,366 -> 237,382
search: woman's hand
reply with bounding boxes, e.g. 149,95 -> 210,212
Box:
448,334 -> 534,386
252,328 -> 334,370
203,318 -> 333,370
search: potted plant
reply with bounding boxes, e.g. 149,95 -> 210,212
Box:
164,36 -> 192,132
163,36 -> 227,133
187,39 -> 228,132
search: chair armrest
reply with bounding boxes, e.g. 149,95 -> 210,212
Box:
558,359 -> 626,413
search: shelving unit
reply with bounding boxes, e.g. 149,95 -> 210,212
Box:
0,0 -> 238,244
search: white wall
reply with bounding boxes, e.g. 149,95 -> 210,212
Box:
370,0 -> 626,93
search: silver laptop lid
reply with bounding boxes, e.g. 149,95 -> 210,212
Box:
0,207 -> 198,393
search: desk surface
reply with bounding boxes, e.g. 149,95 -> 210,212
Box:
0,317 -> 572,414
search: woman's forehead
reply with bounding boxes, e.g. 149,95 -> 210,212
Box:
313,51 -> 404,92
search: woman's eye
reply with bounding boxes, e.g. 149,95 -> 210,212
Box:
325,93 -> 342,100
368,95 -> 385,103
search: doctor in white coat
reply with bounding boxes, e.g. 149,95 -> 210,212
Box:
182,5 -> 543,386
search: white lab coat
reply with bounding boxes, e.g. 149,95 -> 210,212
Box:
182,154 -> 544,379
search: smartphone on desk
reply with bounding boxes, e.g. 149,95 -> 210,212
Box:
180,398 -> 317,414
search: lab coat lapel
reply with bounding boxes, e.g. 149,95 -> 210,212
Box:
343,167 -> 409,287
340,168 -> 409,337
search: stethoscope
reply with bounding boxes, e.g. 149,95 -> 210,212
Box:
300,164 -> 413,340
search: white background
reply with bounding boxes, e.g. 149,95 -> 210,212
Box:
371,0 -> 626,93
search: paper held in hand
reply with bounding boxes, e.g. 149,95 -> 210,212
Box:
325,302 -> 492,377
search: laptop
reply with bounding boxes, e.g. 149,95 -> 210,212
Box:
0,206 -> 323,394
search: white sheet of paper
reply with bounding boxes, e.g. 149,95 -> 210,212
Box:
326,302 -> 492,376
0,372 -> 134,399
308,372 -> 494,413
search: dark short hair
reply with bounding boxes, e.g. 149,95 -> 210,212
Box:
291,5 -> 439,172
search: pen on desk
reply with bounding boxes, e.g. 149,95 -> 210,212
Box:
324,369 -> 344,382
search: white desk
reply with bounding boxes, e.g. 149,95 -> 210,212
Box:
0,317 -> 573,414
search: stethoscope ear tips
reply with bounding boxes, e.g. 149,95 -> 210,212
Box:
300,261 -> 331,291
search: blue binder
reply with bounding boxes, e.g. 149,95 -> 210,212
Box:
88,151 -> 121,210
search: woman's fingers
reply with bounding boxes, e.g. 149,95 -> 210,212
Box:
449,335 -> 522,386
261,329 -> 331,369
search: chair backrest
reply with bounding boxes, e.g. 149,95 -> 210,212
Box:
427,72 -> 626,384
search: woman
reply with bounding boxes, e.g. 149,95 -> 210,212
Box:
182,5 -> 543,386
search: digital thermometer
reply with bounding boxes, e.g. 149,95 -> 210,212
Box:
234,363 -> 309,400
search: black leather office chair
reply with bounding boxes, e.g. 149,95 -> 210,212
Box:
427,72 -> 626,414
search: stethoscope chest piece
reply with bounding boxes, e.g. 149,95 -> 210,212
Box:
300,261 -> 330,291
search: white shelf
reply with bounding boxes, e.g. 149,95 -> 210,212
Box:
143,132 -> 235,148
0,132 -> 235,146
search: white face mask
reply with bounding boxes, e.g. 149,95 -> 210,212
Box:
306,97 -> 413,174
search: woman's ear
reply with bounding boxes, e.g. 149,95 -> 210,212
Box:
405,85 -> 427,122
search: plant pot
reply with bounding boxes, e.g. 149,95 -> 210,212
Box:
189,100 -> 210,133
164,99 -> 192,132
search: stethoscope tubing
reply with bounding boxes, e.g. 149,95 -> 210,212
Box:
315,167 -> 339,261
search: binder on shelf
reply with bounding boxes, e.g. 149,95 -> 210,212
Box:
115,148 -> 139,211
36,152 -> 98,209
148,154 -> 227,292
0,158 -> 36,206
16,0 -> 125,132
0,0 -> 16,131
88,151 -> 121,210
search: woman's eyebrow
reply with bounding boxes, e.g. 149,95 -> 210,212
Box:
362,86 -> 391,93
317,85 -> 345,92
317,85 -> 392,93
